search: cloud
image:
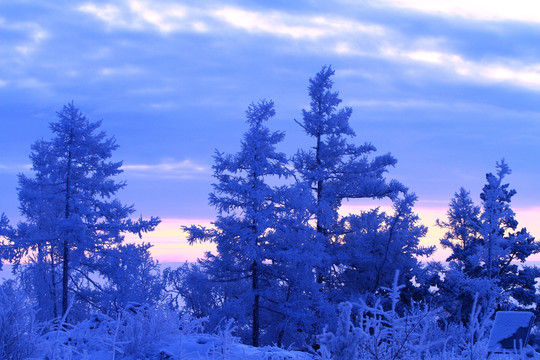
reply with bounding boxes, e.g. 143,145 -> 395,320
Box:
400,49 -> 540,90
212,7 -> 384,39
77,3 -> 121,23
78,1 -> 208,34
75,2 -> 540,92
98,65 -> 143,77
379,0 -> 540,23
0,163 -> 31,173
122,159 -> 209,179
337,42 -> 540,91
348,99 -> 449,109
0,17 -> 48,57
16,77 -> 49,89
78,1 -> 385,39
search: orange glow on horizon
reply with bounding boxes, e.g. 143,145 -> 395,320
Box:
133,206 -> 540,264
124,218 -> 216,263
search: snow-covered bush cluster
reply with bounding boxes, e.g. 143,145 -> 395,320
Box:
1,66 -> 539,359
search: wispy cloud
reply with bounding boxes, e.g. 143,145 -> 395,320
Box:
336,42 -> 540,91
212,7 -> 385,39
0,163 -> 31,173
0,17 -> 48,56
379,0 -> 540,23
78,0 -> 208,34
98,65 -> 143,77
75,1 -> 540,92
78,1 -> 385,39
16,77 -> 50,89
400,49 -> 540,90
122,159 -> 209,179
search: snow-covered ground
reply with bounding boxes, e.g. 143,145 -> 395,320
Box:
157,334 -> 313,360
35,333 -> 314,360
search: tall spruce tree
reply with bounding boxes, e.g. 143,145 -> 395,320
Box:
184,100 -> 292,347
479,160 -> 540,309
7,103 -> 160,319
438,160 -> 540,321
438,187 -> 483,277
293,66 -> 404,290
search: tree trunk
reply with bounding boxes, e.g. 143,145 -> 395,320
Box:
50,250 -> 58,319
315,133 -> 326,285
62,140 -> 73,317
62,240 -> 69,316
252,259 -> 260,347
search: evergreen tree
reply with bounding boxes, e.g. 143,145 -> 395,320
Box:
437,187 -> 483,277
478,160 -> 540,309
438,160 -> 540,321
292,65 -> 404,289
5,103 -> 160,319
184,100 -> 292,346
437,188 -> 491,323
0,214 -> 14,271
90,242 -> 163,313
338,193 -> 433,300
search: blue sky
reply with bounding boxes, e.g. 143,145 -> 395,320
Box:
1,0 -> 540,261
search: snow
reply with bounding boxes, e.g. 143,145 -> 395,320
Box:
158,334 -> 314,360
488,311 -> 535,352
33,333 -> 315,360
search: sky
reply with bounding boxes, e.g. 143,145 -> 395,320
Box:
1,0 -> 540,263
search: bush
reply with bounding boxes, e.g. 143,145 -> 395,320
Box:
317,272 -> 444,360
0,280 -> 39,360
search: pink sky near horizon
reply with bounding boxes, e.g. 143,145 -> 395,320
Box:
131,205 -> 540,264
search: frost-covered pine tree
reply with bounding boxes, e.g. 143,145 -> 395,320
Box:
437,188 -> 489,323
438,187 -> 483,276
7,103 -> 160,319
293,66 -> 404,288
184,100 -> 292,347
0,214 -> 14,270
479,160 -> 540,309
338,193 -> 433,301
438,160 -> 540,321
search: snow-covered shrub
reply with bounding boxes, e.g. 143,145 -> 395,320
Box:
93,243 -> 165,315
318,286 -> 498,360
112,302 -> 181,358
317,272 -> 442,360
163,262 -> 219,318
421,295 -> 493,360
0,280 -> 39,360
317,302 -> 364,360
37,302 -> 182,359
210,318 -> 239,359
458,294 -> 492,360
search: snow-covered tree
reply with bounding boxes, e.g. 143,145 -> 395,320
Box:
257,182 -> 330,347
0,214 -> 14,270
438,187 -> 483,277
479,160 -> 540,309
6,102 -> 160,320
337,193 -> 433,301
184,100 -> 292,347
293,65 -> 404,289
436,188 -> 487,323
437,160 -> 540,321
84,242 -> 164,314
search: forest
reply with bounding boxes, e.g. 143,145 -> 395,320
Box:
1,66 -> 539,359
